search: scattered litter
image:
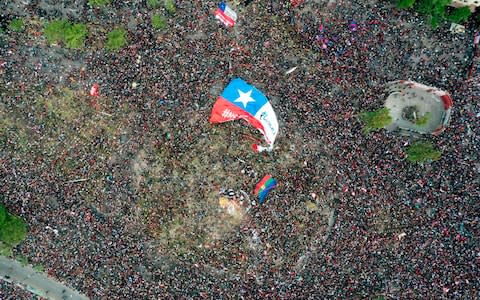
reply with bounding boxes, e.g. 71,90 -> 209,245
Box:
239,190 -> 250,202
45,226 -> 59,236
449,23 -> 465,34
285,66 -> 297,75
99,111 -> 113,117
66,178 -> 90,184
306,201 -> 318,211
218,197 -> 243,217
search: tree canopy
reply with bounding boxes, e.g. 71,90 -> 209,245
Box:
106,27 -> 128,51
360,108 -> 393,134
406,141 -> 442,163
396,0 -> 473,28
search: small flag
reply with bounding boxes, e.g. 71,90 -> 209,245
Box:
348,20 -> 357,32
254,175 -> 277,204
89,83 -> 99,97
214,2 -> 237,27
291,0 -> 304,7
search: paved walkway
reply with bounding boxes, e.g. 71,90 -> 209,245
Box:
0,256 -> 89,300
385,83 -> 447,134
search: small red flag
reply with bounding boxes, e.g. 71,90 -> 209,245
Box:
89,83 -> 100,97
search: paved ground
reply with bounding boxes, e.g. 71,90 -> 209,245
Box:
0,256 -> 89,300
385,86 -> 447,134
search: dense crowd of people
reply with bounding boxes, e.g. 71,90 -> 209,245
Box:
1,0 -> 479,299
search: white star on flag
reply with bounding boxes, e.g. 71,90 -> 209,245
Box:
234,89 -> 255,108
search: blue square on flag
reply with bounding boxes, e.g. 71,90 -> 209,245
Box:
221,78 -> 268,117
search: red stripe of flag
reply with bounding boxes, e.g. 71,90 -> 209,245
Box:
254,175 -> 272,194
215,9 -> 235,27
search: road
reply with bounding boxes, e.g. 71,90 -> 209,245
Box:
0,256 -> 89,300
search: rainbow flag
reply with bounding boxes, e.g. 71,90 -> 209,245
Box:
254,175 -> 277,204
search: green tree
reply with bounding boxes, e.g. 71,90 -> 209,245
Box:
8,18 -> 25,32
429,13 -> 443,28
147,0 -> 161,8
397,0 -> 473,28
360,108 -> 393,134
88,0 -> 111,7
416,0 -> 450,15
151,14 -> 167,30
447,7 -> 472,24
396,0 -> 416,9
406,141 -> 442,163
415,0 -> 451,28
0,214 -> 27,246
64,23 -> 88,49
44,19 -> 69,44
164,0 -> 176,14
105,27 -> 128,51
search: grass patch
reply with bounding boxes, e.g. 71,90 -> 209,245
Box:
137,123 -> 269,261
105,27 -> 128,51
0,213 -> 27,246
406,141 -> 442,163
0,112 -> 31,153
0,203 -> 6,225
0,242 -> 13,257
151,15 -> 167,30
34,264 -> 45,272
415,112 -> 431,126
31,86 -> 119,177
8,18 -> 25,32
360,108 -> 392,134
39,88 -> 86,123
16,255 -> 28,266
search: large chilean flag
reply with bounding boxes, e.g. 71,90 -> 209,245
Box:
209,78 -> 279,152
